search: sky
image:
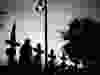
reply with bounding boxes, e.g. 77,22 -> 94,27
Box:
0,0 -> 98,38
0,0 -> 99,48
6,0 -> 41,41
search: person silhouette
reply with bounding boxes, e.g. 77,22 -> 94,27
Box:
5,22 -> 20,64
19,38 -> 33,64
32,43 -> 44,64
48,49 -> 56,63
6,47 -> 17,64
